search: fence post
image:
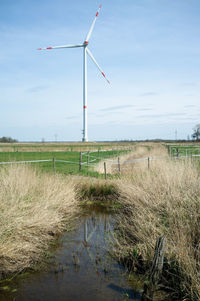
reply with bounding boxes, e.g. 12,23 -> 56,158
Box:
79,152 -> 82,171
52,158 -> 56,174
167,145 -> 170,155
104,162 -> 107,180
148,157 -> 150,170
176,147 -> 179,158
98,149 -> 100,161
87,152 -> 90,175
142,236 -> 166,301
118,157 -> 121,173
87,151 -> 90,165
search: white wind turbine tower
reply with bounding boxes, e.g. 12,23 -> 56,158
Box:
38,4 -> 110,142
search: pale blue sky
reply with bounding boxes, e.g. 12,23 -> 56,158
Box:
0,0 -> 200,141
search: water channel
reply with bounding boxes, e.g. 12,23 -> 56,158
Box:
0,209 -> 142,301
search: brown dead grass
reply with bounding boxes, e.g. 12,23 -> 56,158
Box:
1,143 -> 200,300
0,165 -> 79,276
94,143 -> 168,174
115,152 -> 200,299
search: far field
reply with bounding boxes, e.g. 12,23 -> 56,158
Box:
0,142 -> 133,177
1,142 -> 200,177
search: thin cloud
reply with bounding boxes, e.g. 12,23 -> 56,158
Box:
26,85 -> 48,93
136,108 -> 152,111
138,113 -> 186,118
180,117 -> 199,120
90,111 -> 122,118
100,105 -> 135,112
139,92 -> 158,97
65,116 -> 78,120
184,105 -> 196,108
181,82 -> 196,87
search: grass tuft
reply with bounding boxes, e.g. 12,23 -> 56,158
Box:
0,165 -> 79,276
114,152 -> 200,300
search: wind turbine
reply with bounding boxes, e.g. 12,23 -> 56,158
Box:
38,4 -> 110,142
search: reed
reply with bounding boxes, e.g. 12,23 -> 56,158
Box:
115,155 -> 200,299
0,165 -> 79,276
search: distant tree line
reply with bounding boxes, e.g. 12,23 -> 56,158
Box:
192,124 -> 200,141
0,136 -> 18,143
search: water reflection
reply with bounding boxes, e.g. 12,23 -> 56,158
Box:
0,211 -> 142,301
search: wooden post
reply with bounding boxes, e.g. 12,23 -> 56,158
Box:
79,152 -> 82,171
167,145 -> 170,155
52,158 -> 56,174
142,236 -> 166,301
148,157 -> 150,170
87,151 -> 90,175
118,157 -> 121,173
98,149 -> 100,161
87,151 -> 90,165
176,147 -> 179,158
104,162 -> 107,180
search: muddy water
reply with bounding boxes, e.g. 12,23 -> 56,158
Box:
0,210 -> 142,301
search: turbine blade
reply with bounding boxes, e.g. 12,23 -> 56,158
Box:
85,4 -> 102,43
86,48 -> 110,84
37,44 -> 84,50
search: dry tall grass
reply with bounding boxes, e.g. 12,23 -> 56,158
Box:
119,143 -> 168,175
116,156 -> 200,299
0,165 -> 79,276
94,143 -> 167,174
1,143 -> 200,300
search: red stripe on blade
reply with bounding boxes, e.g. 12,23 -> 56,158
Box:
46,47 -> 53,49
96,12 -> 99,17
102,72 -> 105,77
37,48 -> 42,50
84,106 -> 87,109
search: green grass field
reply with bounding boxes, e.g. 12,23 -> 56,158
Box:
0,149 -> 127,178
169,144 -> 200,157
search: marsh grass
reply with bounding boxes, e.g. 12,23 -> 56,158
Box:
94,143 -> 168,175
0,165 -> 79,277
78,180 -> 119,205
115,155 -> 200,300
1,143 -> 200,300
0,165 -> 119,279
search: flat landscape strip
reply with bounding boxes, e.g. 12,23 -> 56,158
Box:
0,159 -> 52,165
55,160 -> 80,165
0,153 -> 199,167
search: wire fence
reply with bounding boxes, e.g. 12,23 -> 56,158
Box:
0,150 -> 199,178
0,150 -> 200,166
0,159 -> 52,165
